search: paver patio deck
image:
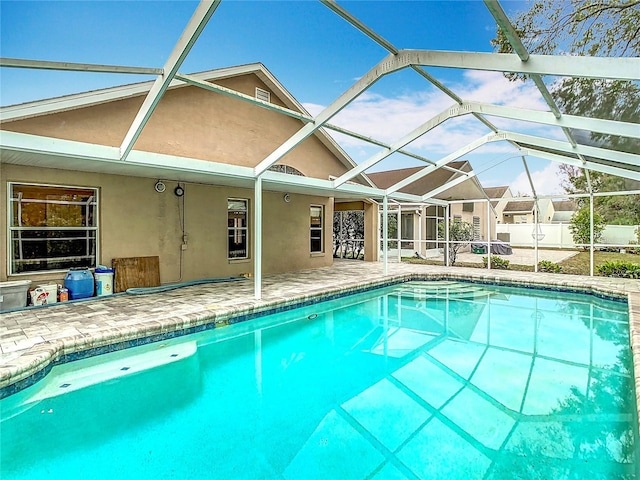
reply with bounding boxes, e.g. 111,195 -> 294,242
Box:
1,260 -> 639,412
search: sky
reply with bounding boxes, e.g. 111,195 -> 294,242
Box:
0,0 -> 571,197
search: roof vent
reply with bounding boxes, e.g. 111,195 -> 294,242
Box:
255,87 -> 270,103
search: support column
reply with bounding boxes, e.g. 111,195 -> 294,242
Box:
254,177 -> 262,300
445,204 -> 450,267
397,205 -> 402,263
383,196 -> 388,275
534,205 -> 539,272
590,193 -> 594,277
418,206 -> 423,257
339,211 -> 344,258
486,199 -> 491,270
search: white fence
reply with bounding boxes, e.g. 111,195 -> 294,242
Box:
496,223 -> 638,248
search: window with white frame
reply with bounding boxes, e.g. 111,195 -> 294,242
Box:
473,216 -> 481,240
310,205 -> 323,253
228,199 -> 248,259
9,183 -> 98,274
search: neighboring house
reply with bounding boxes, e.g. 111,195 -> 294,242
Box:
551,199 -> 577,223
367,162 -> 490,256
501,198 -> 554,224
0,64 -> 378,285
502,200 -> 535,224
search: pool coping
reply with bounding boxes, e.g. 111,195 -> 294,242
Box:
2,265 -> 639,410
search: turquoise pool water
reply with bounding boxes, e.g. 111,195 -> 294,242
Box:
1,280 -> 637,479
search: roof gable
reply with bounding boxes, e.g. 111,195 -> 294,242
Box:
483,185 -> 510,199
1,64 -> 372,186
367,161 -> 470,195
503,200 -> 535,213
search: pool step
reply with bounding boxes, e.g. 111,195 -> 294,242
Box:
16,341 -> 197,408
397,281 -> 496,300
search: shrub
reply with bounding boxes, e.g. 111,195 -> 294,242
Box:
482,256 -> 510,269
596,261 -> 640,279
538,260 -> 562,273
438,220 -> 474,266
569,207 -> 605,250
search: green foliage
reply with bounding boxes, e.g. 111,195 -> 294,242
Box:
384,214 -> 398,249
492,0 -> 640,153
596,261 -> 640,279
437,220 -> 474,265
559,166 -> 640,225
569,207 -> 606,249
538,260 -> 562,273
482,256 -> 510,270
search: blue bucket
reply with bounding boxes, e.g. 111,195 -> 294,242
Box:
64,268 -> 94,300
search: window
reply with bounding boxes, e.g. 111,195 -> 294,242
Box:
9,183 -> 98,274
267,164 -> 305,176
473,216 -> 481,240
228,199 -> 248,259
453,215 -> 462,223
310,205 -> 323,253
462,202 -> 474,212
255,87 -> 270,103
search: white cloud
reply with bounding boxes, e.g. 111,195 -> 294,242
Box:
301,71 -> 569,192
455,70 -> 549,110
302,70 -> 553,159
510,162 -> 564,196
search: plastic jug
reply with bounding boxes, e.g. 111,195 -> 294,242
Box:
64,268 -> 94,300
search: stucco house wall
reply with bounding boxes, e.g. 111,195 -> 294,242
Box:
0,68 -> 350,284
1,164 -> 334,285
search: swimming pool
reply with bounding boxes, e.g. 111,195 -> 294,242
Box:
1,280 -> 636,479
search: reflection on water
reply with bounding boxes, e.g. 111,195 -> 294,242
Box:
0,280 -> 636,479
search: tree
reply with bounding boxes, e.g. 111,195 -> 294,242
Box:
333,210 -> 365,259
569,206 -> 606,249
559,164 -> 640,225
438,220 -> 474,265
491,0 -> 640,149
492,1 -> 640,224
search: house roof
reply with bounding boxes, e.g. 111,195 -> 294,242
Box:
483,185 -> 510,208
2,63 -> 297,121
483,186 -> 510,199
552,199 -> 577,211
503,200 -> 535,213
0,62 -> 377,191
367,161 -> 484,200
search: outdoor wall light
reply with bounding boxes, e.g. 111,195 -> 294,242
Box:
283,193 -> 291,203
154,181 -> 166,193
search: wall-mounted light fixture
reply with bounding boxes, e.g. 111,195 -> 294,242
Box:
154,181 -> 166,193
283,193 -> 291,203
